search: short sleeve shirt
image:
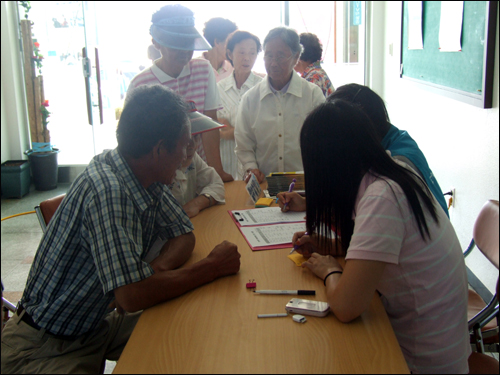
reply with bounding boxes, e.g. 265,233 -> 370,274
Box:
20,149 -> 194,337
345,165 -> 470,373
127,59 -> 222,161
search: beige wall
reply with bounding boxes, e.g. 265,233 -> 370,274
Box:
372,2 -> 499,293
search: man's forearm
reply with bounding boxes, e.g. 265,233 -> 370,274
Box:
150,232 -> 195,273
115,257 -> 217,312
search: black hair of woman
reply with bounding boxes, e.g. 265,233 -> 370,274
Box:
327,84 -> 392,141
299,33 -> 323,63
300,100 -> 439,255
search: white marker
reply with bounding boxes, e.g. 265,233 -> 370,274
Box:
257,313 -> 288,318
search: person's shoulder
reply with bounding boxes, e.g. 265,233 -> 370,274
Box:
217,74 -> 234,91
243,79 -> 266,100
129,66 -> 156,88
360,171 -> 404,205
85,150 -> 131,196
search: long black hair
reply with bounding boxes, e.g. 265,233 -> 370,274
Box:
300,100 -> 439,255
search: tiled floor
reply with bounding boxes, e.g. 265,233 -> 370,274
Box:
1,183 -> 116,374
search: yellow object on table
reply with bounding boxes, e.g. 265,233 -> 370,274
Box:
255,197 -> 274,207
288,253 -> 307,266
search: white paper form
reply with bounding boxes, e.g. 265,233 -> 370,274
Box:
231,207 -> 306,226
408,1 -> 423,50
439,1 -> 464,52
240,223 -> 307,248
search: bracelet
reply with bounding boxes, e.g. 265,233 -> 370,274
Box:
324,271 -> 343,286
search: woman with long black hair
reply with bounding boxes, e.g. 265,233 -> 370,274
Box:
279,100 -> 470,373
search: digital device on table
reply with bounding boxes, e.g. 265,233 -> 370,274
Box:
285,298 -> 330,317
265,173 -> 305,197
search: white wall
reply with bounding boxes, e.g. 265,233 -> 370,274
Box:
372,2 -> 499,293
1,1 -> 31,163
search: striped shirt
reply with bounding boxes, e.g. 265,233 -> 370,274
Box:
217,72 -> 263,179
127,59 -> 221,161
345,161 -> 470,374
20,149 -> 194,337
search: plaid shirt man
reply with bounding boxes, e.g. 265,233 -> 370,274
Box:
20,148 -> 194,337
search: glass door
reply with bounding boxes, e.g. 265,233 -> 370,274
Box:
288,1 -> 366,88
26,1 -> 95,165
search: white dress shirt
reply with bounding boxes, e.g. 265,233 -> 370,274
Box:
217,72 -> 264,179
169,153 -> 225,206
234,72 -> 325,176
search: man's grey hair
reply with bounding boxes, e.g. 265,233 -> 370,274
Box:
263,27 -> 303,56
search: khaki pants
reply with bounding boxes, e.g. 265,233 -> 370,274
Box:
1,309 -> 141,374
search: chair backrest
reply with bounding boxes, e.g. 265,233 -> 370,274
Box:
35,194 -> 66,233
473,200 -> 499,269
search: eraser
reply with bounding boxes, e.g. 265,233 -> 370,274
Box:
292,314 -> 307,323
246,282 -> 256,288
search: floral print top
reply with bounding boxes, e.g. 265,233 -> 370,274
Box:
301,61 -> 334,97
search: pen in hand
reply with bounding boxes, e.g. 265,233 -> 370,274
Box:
283,178 -> 296,211
290,231 -> 308,254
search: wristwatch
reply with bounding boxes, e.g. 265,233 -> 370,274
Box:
202,193 -> 213,207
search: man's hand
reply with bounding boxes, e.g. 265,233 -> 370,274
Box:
244,169 -> 265,183
206,241 -> 241,279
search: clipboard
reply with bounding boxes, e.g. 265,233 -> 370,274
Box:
228,210 -> 303,251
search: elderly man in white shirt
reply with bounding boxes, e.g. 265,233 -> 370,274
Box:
234,27 -> 325,182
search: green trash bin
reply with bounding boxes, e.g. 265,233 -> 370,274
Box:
1,160 -> 31,198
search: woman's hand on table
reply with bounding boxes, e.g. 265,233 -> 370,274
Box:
292,232 -> 342,257
276,192 -> 306,212
207,241 -> 241,279
244,169 -> 265,183
292,231 -> 315,258
301,253 -> 343,281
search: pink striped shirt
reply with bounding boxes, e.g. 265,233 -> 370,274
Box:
127,59 -> 221,160
345,163 -> 470,374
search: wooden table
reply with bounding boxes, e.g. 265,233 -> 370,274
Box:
114,182 -> 409,374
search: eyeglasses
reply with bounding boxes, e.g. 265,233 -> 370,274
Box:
263,54 -> 293,63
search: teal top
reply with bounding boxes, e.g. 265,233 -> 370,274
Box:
381,124 -> 449,218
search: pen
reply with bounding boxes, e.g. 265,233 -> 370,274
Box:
257,313 -> 288,318
253,290 -> 315,295
283,178 -> 296,210
290,231 -> 308,254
